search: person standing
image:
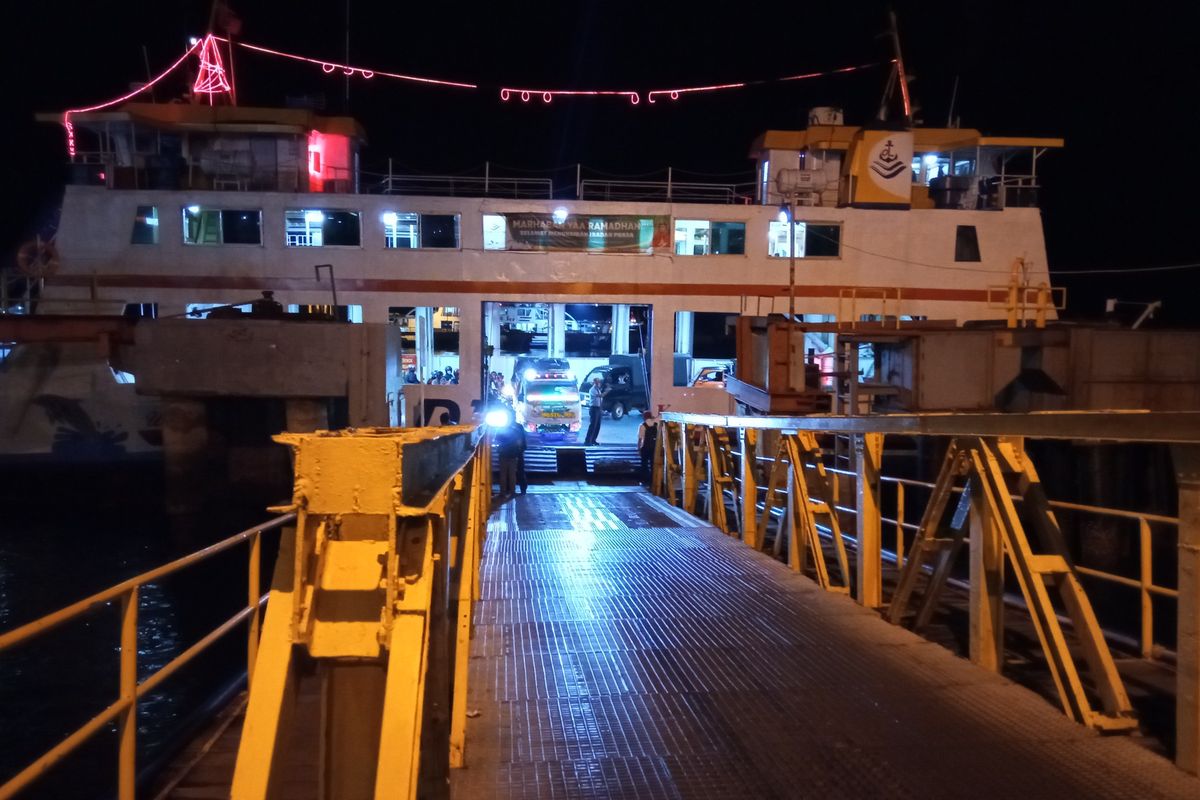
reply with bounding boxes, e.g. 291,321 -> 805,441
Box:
583,376 -> 608,446
637,410 -> 658,485
496,419 -> 526,497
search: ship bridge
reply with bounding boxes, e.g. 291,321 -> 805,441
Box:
3,410 -> 1200,798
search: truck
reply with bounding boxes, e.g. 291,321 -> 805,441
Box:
515,372 -> 582,443
579,354 -> 650,420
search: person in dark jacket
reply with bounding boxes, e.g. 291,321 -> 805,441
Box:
496,420 -> 527,497
637,411 -> 658,485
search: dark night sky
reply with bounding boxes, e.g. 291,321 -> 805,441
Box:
6,1 -> 1198,323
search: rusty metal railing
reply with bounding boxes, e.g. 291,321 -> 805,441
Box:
813,467 -> 1182,661
653,409 -> 1200,773
0,514 -> 294,800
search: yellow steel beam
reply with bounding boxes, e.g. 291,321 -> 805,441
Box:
1001,442 -> 1134,726
887,442 -> 963,624
376,527 -> 435,800
741,428 -> 760,549
118,588 -> 137,800
968,480 -> 1004,672
232,529 -> 299,800
450,458 -> 481,768
855,433 -> 884,608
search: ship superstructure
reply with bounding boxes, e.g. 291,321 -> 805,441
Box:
27,101 -> 1062,425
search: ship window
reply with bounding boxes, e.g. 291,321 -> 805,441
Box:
131,206 -> 159,245
421,215 -> 460,248
383,212 -> 460,249
383,212 -> 419,248
288,304 -> 364,322
183,207 -> 262,245
285,209 -> 361,247
673,220 -> 746,255
483,214 -> 506,250
673,311 -> 736,386
955,225 -> 981,262
221,211 -> 262,244
767,221 -> 841,258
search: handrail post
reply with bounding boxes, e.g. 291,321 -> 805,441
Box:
895,481 -> 905,565
741,428 -> 759,549
118,587 -> 138,800
249,531 -> 262,685
1139,518 -> 1153,660
1173,444 -> 1200,774
854,433 -> 884,608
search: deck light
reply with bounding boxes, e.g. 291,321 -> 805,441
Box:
552,206 -> 569,224
777,204 -> 790,224
485,408 -> 511,428
382,211 -> 398,226
524,368 -> 538,381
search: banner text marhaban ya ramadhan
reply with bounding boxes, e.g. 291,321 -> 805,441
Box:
504,213 -> 672,253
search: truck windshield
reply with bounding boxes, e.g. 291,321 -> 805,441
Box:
527,381 -> 579,400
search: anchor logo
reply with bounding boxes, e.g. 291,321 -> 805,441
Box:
870,138 -> 907,180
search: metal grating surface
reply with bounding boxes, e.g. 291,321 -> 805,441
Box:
451,489 -> 1200,799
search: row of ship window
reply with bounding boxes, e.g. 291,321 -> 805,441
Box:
130,205 -> 848,258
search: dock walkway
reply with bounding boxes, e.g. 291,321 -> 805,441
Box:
449,486 -> 1199,799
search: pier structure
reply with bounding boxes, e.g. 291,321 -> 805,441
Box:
3,410 -> 1200,798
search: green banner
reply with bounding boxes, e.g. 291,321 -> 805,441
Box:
504,213 -> 671,253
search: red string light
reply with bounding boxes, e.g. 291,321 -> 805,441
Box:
232,40 -> 477,89
504,60 -> 891,105
62,37 -> 206,157
193,35 -> 232,98
57,32 -> 890,158
500,87 -> 642,105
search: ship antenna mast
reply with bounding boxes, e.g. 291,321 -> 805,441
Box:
878,10 -> 914,125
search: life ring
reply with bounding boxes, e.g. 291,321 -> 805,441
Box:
16,239 -> 59,278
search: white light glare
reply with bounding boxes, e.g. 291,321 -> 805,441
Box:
189,36 -> 200,46
305,210 -> 325,223
485,408 -> 511,427
777,208 -> 789,224
382,211 -> 398,226
523,368 -> 538,381
551,206 -> 569,224
187,205 -> 201,214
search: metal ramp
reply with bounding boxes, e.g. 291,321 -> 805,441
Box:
492,444 -> 640,474
449,487 -> 1199,799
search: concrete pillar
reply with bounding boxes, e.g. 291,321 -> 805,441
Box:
162,397 -> 209,516
286,398 -> 328,433
458,299 -> 482,396
549,304 -> 566,358
1174,444 -> 1200,775
483,301 -> 501,372
675,311 -> 694,355
414,307 -> 434,380
611,304 -> 631,354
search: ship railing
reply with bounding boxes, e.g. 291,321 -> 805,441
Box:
978,173 -> 1041,209
0,514 -> 295,800
578,179 -> 755,204
372,172 -> 554,199
652,410 -> 1200,769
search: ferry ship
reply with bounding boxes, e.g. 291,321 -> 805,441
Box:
4,100 -> 1061,459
